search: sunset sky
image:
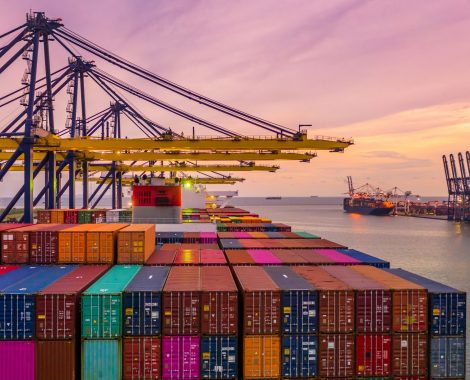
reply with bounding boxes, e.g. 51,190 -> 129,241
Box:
1,0 -> 470,197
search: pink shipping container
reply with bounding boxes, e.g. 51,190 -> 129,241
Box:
0,341 -> 35,380
162,336 -> 200,379
314,249 -> 362,264
233,232 -> 251,239
248,249 -> 282,264
200,232 -> 217,244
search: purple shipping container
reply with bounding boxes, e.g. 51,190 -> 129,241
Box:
314,249 -> 361,264
162,336 -> 200,379
248,249 -> 282,264
0,341 -> 35,380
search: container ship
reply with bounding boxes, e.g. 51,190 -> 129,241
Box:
343,176 -> 395,215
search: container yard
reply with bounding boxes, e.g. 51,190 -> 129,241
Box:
0,5 -> 468,380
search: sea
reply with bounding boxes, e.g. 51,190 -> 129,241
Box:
232,198 -> 469,376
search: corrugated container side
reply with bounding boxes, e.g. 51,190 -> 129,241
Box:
86,224 -> 128,264
200,266 -> 238,335
233,266 -> 281,335
318,334 -> 355,377
58,225 -> 87,263
36,340 -> 76,380
30,224 -> 68,264
123,337 -> 161,380
1,225 -> 43,263
123,266 -> 169,336
430,336 -> 465,378
200,336 -> 237,379
338,248 -> 390,268
281,335 -> 317,378
392,333 -> 428,377
356,334 -> 392,377
117,224 -> 156,264
82,339 -> 121,380
162,336 -> 200,379
146,248 -> 177,265
243,335 -> 280,379
0,340 -> 35,380
263,266 -> 317,334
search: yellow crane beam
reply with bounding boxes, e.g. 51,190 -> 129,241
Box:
0,135 -> 353,151
80,177 -> 244,185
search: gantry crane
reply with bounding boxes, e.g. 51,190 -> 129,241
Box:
0,12 -> 353,222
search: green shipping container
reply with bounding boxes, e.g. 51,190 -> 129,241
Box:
294,230 -> 320,239
119,210 -> 132,223
78,210 -> 93,224
82,339 -> 121,380
82,265 -> 141,338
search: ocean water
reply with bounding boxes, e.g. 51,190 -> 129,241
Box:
243,203 -> 469,376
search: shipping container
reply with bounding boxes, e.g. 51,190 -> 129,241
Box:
201,266 -> 238,335
174,248 -> 201,265
243,335 -> 280,379
0,265 -> 77,339
224,250 -> 256,265
156,232 -> 184,245
263,266 -> 317,334
430,336 -> 465,378
271,249 -> 311,264
30,224 -> 71,264
117,224 -> 156,264
0,264 -> 20,276
36,265 -> 109,339
233,266 -> 281,335
200,249 -> 226,265
77,210 -> 93,224
36,340 -> 76,380
281,335 -> 317,378
146,248 -> 177,265
123,336 -> 161,380
37,210 -> 52,224
385,268 -> 466,336
324,266 -> 392,333
200,336 -> 237,379
57,224 -> 88,263
293,266 -> 355,333
313,248 -> 361,264
352,266 -> 428,332
338,248 -> 390,268
356,334 -> 391,377
81,265 -> 141,338
162,267 -> 201,335
318,334 -> 355,378
123,266 -> 169,336
248,249 -> 282,264
1,224 -> 45,263
293,231 -> 320,239
162,336 -> 200,379
0,340 -> 35,380
392,333 -> 428,377
82,339 -> 121,380
86,224 -> 128,263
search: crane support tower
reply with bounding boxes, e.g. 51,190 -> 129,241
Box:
443,151 -> 470,222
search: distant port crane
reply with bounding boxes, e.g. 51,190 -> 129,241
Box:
443,151 -> 470,222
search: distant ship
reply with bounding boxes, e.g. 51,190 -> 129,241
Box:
266,196 -> 282,200
343,176 -> 394,216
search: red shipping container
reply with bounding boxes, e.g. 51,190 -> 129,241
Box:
233,266 -> 280,334
174,249 -> 200,265
1,224 -> 45,263
0,265 -> 20,276
30,224 -> 70,264
352,266 -> 428,332
324,266 -> 392,332
146,249 -> 177,265
123,337 -> 161,380
200,266 -> 238,335
200,249 -> 226,265
37,210 -> 51,224
392,333 -> 428,377
224,250 -> 256,265
319,334 -> 355,377
294,266 -> 355,333
162,336 -> 199,379
163,267 -> 201,335
63,210 -> 78,224
356,334 -> 391,377
36,340 -> 76,380
36,265 -> 109,339
91,210 -> 107,224
0,340 -> 35,379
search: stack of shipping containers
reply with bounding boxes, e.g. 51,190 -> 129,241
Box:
0,265 -> 76,379
86,224 -> 128,264
264,266 -> 318,379
81,265 -> 141,380
117,224 -> 155,264
35,265 -> 109,379
122,266 -> 169,379
233,266 -> 281,379
387,268 -> 466,379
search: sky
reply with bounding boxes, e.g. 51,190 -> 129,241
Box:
1,0 -> 470,197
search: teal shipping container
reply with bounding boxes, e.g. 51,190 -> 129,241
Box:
82,265 -> 141,338
82,339 -> 121,380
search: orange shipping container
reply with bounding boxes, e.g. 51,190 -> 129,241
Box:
50,209 -> 65,224
86,224 -> 128,264
117,224 -> 155,264
243,335 -> 280,379
58,224 -> 89,263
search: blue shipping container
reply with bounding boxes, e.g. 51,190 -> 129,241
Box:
430,336 -> 465,378
218,239 -> 244,250
386,268 -> 466,336
263,266 -> 317,334
338,249 -> 390,268
123,266 -> 169,336
82,339 -> 121,380
281,335 -> 317,378
0,265 -> 77,339
201,336 -> 237,379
